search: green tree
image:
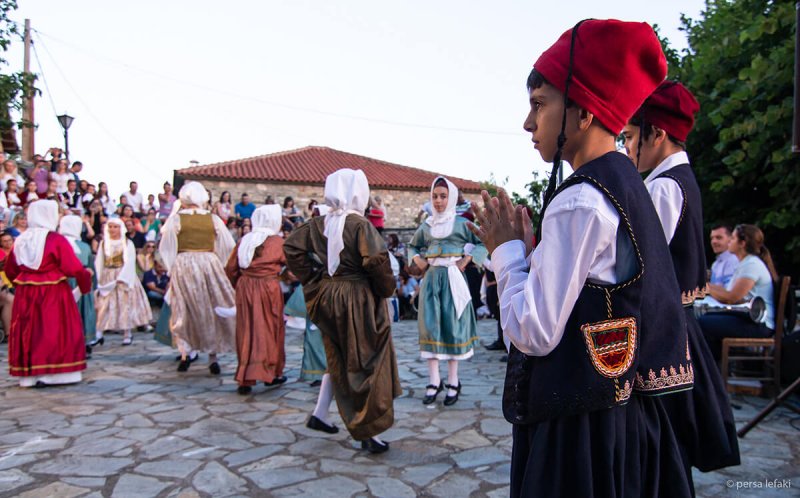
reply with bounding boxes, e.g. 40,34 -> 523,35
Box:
670,0 -> 798,275
0,1 -> 36,136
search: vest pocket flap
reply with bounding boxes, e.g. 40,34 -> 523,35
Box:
581,317 -> 637,378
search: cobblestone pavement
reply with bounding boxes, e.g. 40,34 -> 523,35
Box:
0,317 -> 798,497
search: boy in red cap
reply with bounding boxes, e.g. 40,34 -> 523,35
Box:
471,20 -> 694,497
623,81 -> 740,481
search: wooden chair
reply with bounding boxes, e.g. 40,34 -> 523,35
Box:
720,276 -> 791,396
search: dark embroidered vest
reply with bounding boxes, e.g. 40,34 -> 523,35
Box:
655,164 -> 707,303
503,152 -> 694,425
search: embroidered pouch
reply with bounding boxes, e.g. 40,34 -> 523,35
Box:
581,317 -> 637,378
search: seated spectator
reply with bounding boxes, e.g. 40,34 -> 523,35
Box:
7,212 -> 26,238
699,224 -> 777,360
386,233 -> 405,267
137,241 -> 157,275
96,182 -> 115,216
213,191 -> 232,224
31,159 -> 51,195
709,224 -> 739,287
81,184 -> 96,212
283,196 -> 304,225
120,205 -> 144,232
158,182 -> 177,219
397,271 -> 419,320
235,193 -> 255,219
226,217 -> 240,243
307,199 -> 318,218
125,218 -> 146,249
0,159 -> 25,192
70,161 -> 83,182
141,208 -> 162,240
142,259 -> 169,305
62,179 -> 83,214
5,179 -> 22,211
51,160 -> 72,194
44,179 -> 60,203
85,200 -> 107,252
20,180 -> 42,208
79,179 -> 89,195
0,231 -> 14,260
264,195 -> 275,205
366,196 -> 384,233
142,194 -> 156,214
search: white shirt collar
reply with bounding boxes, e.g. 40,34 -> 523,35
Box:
644,151 -> 690,186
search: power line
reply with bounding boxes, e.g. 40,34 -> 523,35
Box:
30,40 -> 58,118
33,29 -> 521,138
32,31 -> 165,182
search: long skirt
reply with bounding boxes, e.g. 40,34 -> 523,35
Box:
234,275 -> 285,385
285,285 -> 326,382
307,278 -> 402,440
418,266 -> 478,359
167,252 -> 235,353
510,396 -> 692,498
154,303 -> 173,347
95,267 -> 152,331
9,281 -> 86,381
660,308 -> 740,472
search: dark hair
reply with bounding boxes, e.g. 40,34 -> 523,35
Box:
241,193 -> 249,198
220,191 -> 230,203
734,224 -> 778,281
67,179 -> 76,185
628,112 -> 686,157
710,223 -> 733,235
72,161 -> 83,167
433,178 -> 448,189
130,181 -> 137,187
307,199 -> 318,211
283,196 -> 294,208
526,69 -> 575,108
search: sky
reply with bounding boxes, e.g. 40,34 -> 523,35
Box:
6,0 -> 705,202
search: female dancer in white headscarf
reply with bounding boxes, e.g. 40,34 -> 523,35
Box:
159,181 -> 236,374
408,177 -> 487,406
284,169 -> 401,453
59,215 -> 97,347
5,200 -> 92,386
93,218 -> 152,346
224,205 -> 287,394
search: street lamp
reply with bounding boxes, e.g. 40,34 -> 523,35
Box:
56,113 -> 74,162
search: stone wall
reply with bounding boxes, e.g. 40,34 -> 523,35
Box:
190,178 -> 481,229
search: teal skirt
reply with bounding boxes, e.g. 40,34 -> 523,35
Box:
69,277 -> 96,341
418,266 -> 478,357
154,303 -> 173,347
286,286 -> 327,381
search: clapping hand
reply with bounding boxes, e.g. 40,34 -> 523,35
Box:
468,189 -> 533,256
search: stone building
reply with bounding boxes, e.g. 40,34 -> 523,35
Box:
174,146 -> 483,228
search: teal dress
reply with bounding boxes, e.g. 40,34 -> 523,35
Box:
154,303 -> 173,347
407,217 -> 487,358
285,284 -> 327,381
69,240 -> 96,341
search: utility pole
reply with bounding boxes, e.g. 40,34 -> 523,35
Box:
21,19 -> 34,161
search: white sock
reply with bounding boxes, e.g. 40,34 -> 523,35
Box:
427,359 -> 440,396
371,436 -> 385,445
312,373 -> 335,424
447,360 -> 459,396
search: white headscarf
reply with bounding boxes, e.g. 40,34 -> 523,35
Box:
426,176 -> 458,238
237,205 -> 282,269
178,181 -> 209,208
13,200 -> 59,270
323,169 -> 370,276
58,214 -> 83,254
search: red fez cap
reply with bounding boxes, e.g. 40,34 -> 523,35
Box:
534,19 -> 667,135
635,81 -> 700,142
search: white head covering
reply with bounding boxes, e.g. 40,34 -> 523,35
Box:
58,214 -> 83,254
178,181 -> 209,208
323,169 -> 370,276
95,217 -> 138,294
13,200 -> 59,270
103,218 -> 127,259
426,176 -> 458,239
237,205 -> 282,269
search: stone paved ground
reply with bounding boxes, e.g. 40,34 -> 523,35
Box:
0,317 -> 798,497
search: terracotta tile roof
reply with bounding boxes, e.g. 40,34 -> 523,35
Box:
176,146 -> 483,193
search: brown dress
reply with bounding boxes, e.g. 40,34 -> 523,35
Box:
225,236 -> 286,386
284,215 -> 402,440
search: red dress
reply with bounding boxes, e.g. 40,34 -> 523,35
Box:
5,232 -> 92,378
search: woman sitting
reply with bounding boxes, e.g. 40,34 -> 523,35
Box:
699,224 -> 777,360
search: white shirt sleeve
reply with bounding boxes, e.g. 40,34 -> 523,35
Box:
492,183 -> 619,356
646,177 -> 683,243
158,215 -> 180,272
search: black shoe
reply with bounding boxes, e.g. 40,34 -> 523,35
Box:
237,385 -> 252,395
500,355 -> 508,363
174,353 -> 199,363
85,345 -> 93,356
422,380 -> 444,405
443,382 -> 462,406
177,358 -> 191,372
265,375 -> 287,386
361,438 -> 389,454
33,381 -> 49,389
484,340 -> 505,351
209,362 -> 221,375
306,415 -> 339,434
310,379 -> 322,387
88,337 -> 104,347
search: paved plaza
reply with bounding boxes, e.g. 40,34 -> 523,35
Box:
0,317 -> 798,497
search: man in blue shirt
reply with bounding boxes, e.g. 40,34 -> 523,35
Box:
143,260 -> 170,304
235,193 -> 255,219
709,224 -> 738,286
